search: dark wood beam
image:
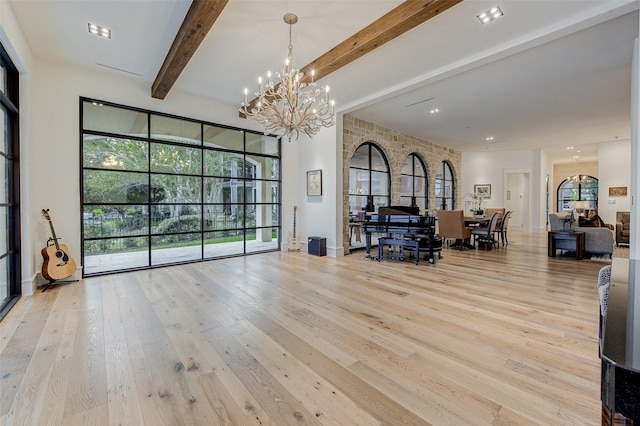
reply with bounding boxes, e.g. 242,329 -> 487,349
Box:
241,0 -> 463,116
152,0 -> 228,100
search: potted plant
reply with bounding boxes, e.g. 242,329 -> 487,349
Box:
465,192 -> 489,217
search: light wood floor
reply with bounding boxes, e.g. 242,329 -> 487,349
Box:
1,231 -> 612,425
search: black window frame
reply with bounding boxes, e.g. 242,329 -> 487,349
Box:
80,97 -> 281,277
0,41 -> 21,320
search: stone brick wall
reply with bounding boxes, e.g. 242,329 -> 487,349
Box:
342,115 -> 462,252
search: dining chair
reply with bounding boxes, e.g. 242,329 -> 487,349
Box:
493,210 -> 512,246
471,211 -> 499,249
436,210 -> 472,250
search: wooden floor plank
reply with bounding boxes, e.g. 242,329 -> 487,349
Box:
0,230 -> 612,425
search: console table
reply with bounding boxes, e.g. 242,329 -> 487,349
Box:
547,231 -> 585,260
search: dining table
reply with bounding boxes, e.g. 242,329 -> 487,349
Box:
464,216 -> 490,227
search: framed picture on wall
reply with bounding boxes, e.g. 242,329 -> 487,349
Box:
474,184 -> 491,198
307,169 -> 322,196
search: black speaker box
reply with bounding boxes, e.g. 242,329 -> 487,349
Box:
308,237 -> 326,256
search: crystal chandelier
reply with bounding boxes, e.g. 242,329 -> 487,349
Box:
240,13 -> 335,142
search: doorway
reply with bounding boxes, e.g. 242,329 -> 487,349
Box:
505,171 -> 531,231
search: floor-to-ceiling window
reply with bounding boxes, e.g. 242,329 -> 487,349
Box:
400,153 -> 428,211
557,175 -> 598,212
348,142 -> 390,215
435,161 -> 455,210
0,43 -> 20,319
81,98 -> 280,276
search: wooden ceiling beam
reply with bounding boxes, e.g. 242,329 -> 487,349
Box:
241,0 -> 463,115
301,0 -> 463,82
152,0 -> 228,100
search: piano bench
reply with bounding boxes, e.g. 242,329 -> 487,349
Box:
377,237 -> 421,265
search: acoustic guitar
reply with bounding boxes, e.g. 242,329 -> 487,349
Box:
288,205 -> 301,252
41,209 -> 77,280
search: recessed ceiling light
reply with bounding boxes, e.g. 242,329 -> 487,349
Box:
88,23 -> 111,39
486,136 -> 494,141
567,146 -> 574,150
430,108 -> 440,114
477,6 -> 503,24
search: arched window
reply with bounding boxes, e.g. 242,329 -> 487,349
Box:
435,161 -> 455,210
557,175 -> 598,212
348,142 -> 391,214
400,153 -> 428,210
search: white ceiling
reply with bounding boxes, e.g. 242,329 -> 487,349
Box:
8,0 -> 639,163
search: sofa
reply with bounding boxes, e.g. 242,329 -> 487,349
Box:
616,211 -> 630,247
549,212 -> 613,258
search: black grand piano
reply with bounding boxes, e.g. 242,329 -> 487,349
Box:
360,206 -> 441,264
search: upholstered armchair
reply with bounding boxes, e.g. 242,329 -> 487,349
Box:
616,211 -> 630,247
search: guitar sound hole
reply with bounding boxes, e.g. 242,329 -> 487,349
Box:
56,251 -> 63,258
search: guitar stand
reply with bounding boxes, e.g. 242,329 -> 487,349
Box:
41,278 -> 79,292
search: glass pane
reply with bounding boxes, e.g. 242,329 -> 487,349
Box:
83,101 -> 148,137
370,171 -> 388,196
84,170 -> 148,203
414,176 -> 426,196
246,228 -> 278,253
246,181 -> 279,204
83,135 -> 148,171
372,196 -> 389,211
246,133 -> 278,155
204,205 -> 242,230
204,230 -> 244,258
83,205 -> 148,238
349,195 -> 367,215
83,237 -> 150,274
400,175 -> 413,197
444,182 -> 453,199
435,179 -> 442,197
0,206 -> 6,254
0,256 -> 7,303
247,154 -> 279,180
150,115 -> 201,145
414,158 -> 425,176
0,63 -> 6,96
151,205 -> 201,234
151,174 -> 201,204
203,125 -> 244,151
0,158 -> 6,203
371,146 -> 388,171
442,162 -> 451,180
349,168 -> 369,195
243,204 -> 278,228
401,156 -> 412,175
0,107 -> 6,154
351,145 -> 370,169
152,233 -> 202,265
151,143 -> 201,175
399,196 -> 412,206
204,150 -> 244,177
204,177 -> 240,204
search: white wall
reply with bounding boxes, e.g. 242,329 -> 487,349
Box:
289,124 -> 341,257
598,139 -> 632,226
462,150 -> 541,232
